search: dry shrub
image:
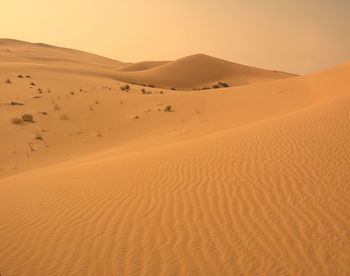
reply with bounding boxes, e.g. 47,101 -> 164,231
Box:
21,114 -> 34,122
164,105 -> 172,112
121,84 -> 130,92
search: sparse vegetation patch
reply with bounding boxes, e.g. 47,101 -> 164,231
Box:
121,84 -> 130,92
212,82 -> 229,89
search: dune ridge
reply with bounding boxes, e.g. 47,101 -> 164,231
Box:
119,61 -> 170,71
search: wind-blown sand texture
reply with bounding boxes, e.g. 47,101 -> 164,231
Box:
0,39 -> 349,275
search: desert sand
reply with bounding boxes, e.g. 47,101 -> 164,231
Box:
0,39 -> 349,275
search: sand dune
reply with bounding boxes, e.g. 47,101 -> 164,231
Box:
1,40 -> 294,90
1,92 -> 349,275
113,54 -> 296,90
0,39 -> 125,69
0,40 -> 350,275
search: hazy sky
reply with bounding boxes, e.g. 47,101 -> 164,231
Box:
1,0 -> 350,74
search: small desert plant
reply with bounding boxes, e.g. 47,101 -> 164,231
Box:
171,88 -> 176,91
121,84 -> 130,92
17,74 -> 24,78
21,114 -> 34,122
212,84 -> 220,89
11,117 -> 23,125
164,105 -> 172,112
5,78 -> 11,84
26,75 -> 31,78
30,82 -> 36,86
218,82 -> 229,87
141,88 -> 146,93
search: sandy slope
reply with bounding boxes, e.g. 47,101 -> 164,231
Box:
0,40 -> 350,275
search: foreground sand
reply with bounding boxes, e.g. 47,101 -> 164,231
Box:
0,40 -> 349,275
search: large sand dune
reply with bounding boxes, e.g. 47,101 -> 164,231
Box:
114,54 -> 295,90
0,40 -> 349,275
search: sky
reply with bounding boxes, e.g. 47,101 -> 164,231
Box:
1,0 -> 350,74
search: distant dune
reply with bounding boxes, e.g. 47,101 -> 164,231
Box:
114,54 -> 296,89
0,39 -> 349,275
